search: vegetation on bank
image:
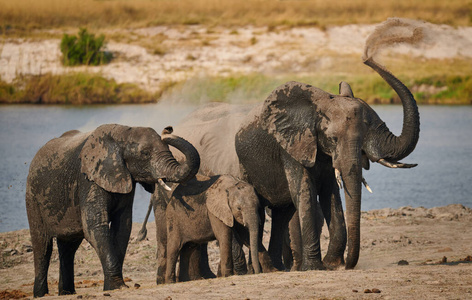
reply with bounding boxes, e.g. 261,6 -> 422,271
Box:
0,73 -> 157,105
60,28 -> 112,66
0,0 -> 471,34
159,73 -> 472,105
0,1 -> 470,105
2,71 -> 469,105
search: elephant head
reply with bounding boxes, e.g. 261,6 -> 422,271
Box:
79,124 -> 200,194
257,57 -> 419,269
206,175 -> 263,274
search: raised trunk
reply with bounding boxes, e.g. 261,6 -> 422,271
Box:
161,134 -> 200,183
364,57 -> 420,162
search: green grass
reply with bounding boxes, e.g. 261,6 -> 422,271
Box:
0,73 -> 158,105
162,72 -> 472,105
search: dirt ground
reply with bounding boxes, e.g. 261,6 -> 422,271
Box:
1,204 -> 471,300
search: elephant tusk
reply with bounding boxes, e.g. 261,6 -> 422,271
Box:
378,158 -> 418,169
362,178 -> 373,193
158,178 -> 172,191
335,169 -> 343,190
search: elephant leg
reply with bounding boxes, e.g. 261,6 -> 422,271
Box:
178,243 -> 199,282
288,210 -> 303,271
268,206 -> 295,271
110,198 -> 133,272
231,232 -> 248,275
165,230 -> 182,283
198,243 -> 216,279
319,179 -> 347,269
28,201 -> 53,298
57,237 -> 83,295
153,198 -> 167,285
287,167 -> 325,270
209,214 -> 233,277
282,223 -> 293,270
32,234 -> 53,297
81,185 -> 127,291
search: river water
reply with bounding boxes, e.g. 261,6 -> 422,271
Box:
1,103 -> 471,232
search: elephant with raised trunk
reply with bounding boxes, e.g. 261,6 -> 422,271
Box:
26,124 -> 200,297
235,57 -> 420,270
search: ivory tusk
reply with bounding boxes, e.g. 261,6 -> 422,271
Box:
378,158 -> 418,169
335,169 -> 343,189
362,177 -> 373,193
158,178 -> 172,191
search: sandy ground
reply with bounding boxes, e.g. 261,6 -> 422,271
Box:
1,22 -> 472,93
1,204 -> 471,300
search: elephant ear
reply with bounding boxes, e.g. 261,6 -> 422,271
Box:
206,183 -> 234,228
262,82 -> 317,168
79,125 -> 133,194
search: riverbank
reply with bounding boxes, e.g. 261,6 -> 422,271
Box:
1,204 -> 471,299
1,22 -> 472,105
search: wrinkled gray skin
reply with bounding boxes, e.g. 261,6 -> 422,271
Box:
25,124 -> 200,297
160,175 -> 273,283
236,57 -> 420,270
169,103 -> 344,271
168,57 -> 419,272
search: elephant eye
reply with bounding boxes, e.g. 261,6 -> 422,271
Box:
141,149 -> 151,157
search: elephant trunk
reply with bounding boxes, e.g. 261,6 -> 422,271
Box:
363,57 -> 420,163
160,134 -> 200,183
335,139 -> 362,269
249,226 -> 262,274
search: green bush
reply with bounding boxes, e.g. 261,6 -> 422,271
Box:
60,28 -> 112,66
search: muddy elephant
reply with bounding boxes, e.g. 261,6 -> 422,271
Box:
167,56 -> 419,272
235,57 -> 420,270
25,124 -> 200,297
154,175 -> 274,283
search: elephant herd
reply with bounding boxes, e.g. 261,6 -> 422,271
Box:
25,56 -> 420,297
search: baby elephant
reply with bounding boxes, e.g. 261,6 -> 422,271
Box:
164,175 -> 266,283
25,124 -> 199,297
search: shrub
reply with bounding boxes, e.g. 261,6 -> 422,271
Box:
60,28 -> 112,66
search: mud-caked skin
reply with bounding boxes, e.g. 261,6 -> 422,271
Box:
236,58 -> 420,270
157,175 -> 275,284
25,124 -> 200,297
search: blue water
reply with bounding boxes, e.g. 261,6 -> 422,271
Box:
1,104 -> 471,232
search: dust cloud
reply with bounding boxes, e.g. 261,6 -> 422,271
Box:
363,18 -> 431,61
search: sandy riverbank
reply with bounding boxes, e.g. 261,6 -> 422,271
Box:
1,204 -> 471,299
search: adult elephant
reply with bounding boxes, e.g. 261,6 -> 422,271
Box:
26,124 -> 200,297
235,57 -> 420,269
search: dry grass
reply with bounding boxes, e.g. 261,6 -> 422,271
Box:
1,0 -> 471,33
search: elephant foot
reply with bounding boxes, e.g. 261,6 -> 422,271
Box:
156,276 -> 165,285
323,254 -> 345,270
33,287 -> 48,298
301,259 -> 326,271
58,289 -> 76,296
103,276 -> 128,291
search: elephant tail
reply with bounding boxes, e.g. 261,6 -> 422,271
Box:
136,199 -> 153,241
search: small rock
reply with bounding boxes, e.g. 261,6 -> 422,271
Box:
441,256 -> 447,263
77,296 -> 83,299
104,293 -> 111,297
352,289 -> 358,293
372,288 -> 381,293
134,283 -> 141,289
364,289 -> 372,293
398,260 -> 409,265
